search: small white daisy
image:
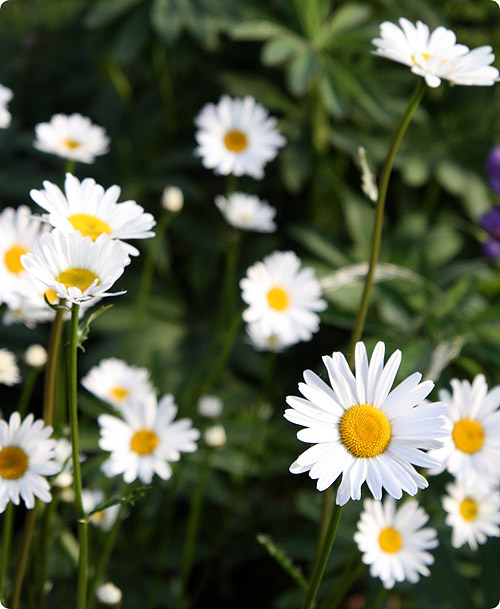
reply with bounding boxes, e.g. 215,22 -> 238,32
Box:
442,480 -> 500,551
81,358 -> 156,410
194,95 -> 286,180
240,251 -> 327,345
0,349 -> 20,386
246,320 -> 296,353
285,341 -> 448,505
372,18 -> 499,88
24,344 -> 48,368
33,113 -> 110,164
30,173 -> 155,256
0,83 -> 13,128
196,395 -> 223,419
354,496 -> 438,589
96,582 -> 122,606
428,375 -> 500,490
82,489 -> 121,532
21,230 -> 130,305
161,186 -> 184,213
214,192 -> 277,233
204,424 -> 226,448
0,412 -> 61,512
98,394 -> 200,484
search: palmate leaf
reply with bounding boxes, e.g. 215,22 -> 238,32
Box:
256,533 -> 308,591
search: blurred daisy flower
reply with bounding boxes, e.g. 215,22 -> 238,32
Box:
30,173 -> 155,256
197,395 -> 223,419
34,113 -> 110,164
24,344 -> 48,368
96,582 -> 122,606
285,341 -> 448,505
21,230 -> 130,305
0,84 -> 13,128
215,192 -> 277,233
428,374 -> 500,490
0,348 -> 20,386
81,358 -> 156,410
82,489 -> 121,532
240,251 -> 327,346
98,394 -> 200,484
442,480 -> 500,550
372,18 -> 499,88
246,321 -> 296,353
354,497 -> 438,589
0,412 -> 60,512
194,95 -> 286,180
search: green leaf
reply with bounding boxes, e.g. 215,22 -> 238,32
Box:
84,0 -> 141,28
317,63 -> 345,118
288,225 -> 350,267
151,0 -> 183,45
316,3 -> 371,48
229,19 -> 286,41
286,51 -> 317,96
113,4 -> 150,65
279,141 -> 313,193
78,304 -> 114,349
261,36 -> 303,66
256,534 -> 307,590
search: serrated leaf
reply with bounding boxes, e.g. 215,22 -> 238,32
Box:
257,534 -> 307,590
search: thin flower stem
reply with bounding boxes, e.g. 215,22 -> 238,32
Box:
68,304 -> 88,609
319,554 -> 364,609
65,159 -> 76,175
17,367 -> 41,418
43,305 -> 66,426
35,495 -> 60,608
0,502 -> 14,603
10,503 -> 39,609
367,585 -> 389,609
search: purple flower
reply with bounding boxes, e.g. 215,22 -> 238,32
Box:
480,206 -> 500,240
486,147 -> 500,193
482,239 -> 500,259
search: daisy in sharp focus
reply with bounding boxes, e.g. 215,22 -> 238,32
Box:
372,18 -> 499,88
33,113 -> 110,164
428,374 -> 500,490
442,479 -> 500,550
215,192 -> 277,233
0,83 -> 13,128
240,251 -> 327,346
98,394 -> 200,484
354,496 -> 438,589
0,348 -> 20,386
194,95 -> 286,180
81,358 -> 156,410
285,341 -> 448,505
21,230 -> 130,305
0,412 -> 61,513
30,173 -> 155,256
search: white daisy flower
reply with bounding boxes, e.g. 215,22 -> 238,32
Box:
215,192 -> 277,233
246,320 -> 296,353
240,251 -> 327,345
204,424 -> 226,448
24,344 -> 48,368
428,375 -> 500,490
372,18 -> 499,88
0,349 -> 20,386
82,489 -> 121,532
194,95 -> 286,180
0,83 -> 13,128
33,113 -> 110,164
81,358 -> 156,410
21,230 -> 130,306
161,186 -> 184,213
30,173 -> 155,256
196,395 -> 223,419
354,496 -> 438,589
96,582 -> 122,606
0,412 -> 61,512
98,394 -> 200,484
285,341 -> 448,505
442,480 -> 500,550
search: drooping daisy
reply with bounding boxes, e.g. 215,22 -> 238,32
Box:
33,113 -> 110,164
81,358 -> 156,410
240,251 -> 327,345
372,18 -> 499,88
30,173 -> 156,256
98,394 -> 200,484
215,192 -> 277,233
246,320 -> 297,353
428,374 -> 500,490
0,83 -> 13,128
82,488 -> 121,532
285,341 -> 448,505
0,349 -> 20,386
21,230 -> 130,305
354,496 -> 438,589
0,412 -> 60,512
194,95 -> 286,180
442,480 -> 500,550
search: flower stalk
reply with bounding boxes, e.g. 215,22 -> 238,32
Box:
0,502 -> 14,603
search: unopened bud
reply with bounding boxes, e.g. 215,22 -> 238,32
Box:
24,344 -> 48,368
197,395 -> 223,418
204,424 -> 226,448
96,582 -> 122,607
162,186 -> 184,213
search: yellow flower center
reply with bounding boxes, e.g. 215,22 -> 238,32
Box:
56,268 -> 99,292
223,129 -> 248,153
267,286 -> 290,311
452,419 -> 484,454
45,289 -> 60,305
130,429 -> 159,456
4,245 -> 29,274
110,385 -> 129,402
378,526 -> 403,553
339,404 -> 392,458
0,446 -> 29,480
62,138 -> 81,149
91,510 -> 105,525
68,214 -> 112,241
459,498 -> 478,522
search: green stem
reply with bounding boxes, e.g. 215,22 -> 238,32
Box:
43,306 -> 66,426
348,78 -> 426,357
17,368 -> 41,418
68,304 -> 88,609
10,504 -> 39,609
35,495 -> 59,608
65,160 -> 76,175
301,500 -> 343,609
367,585 -> 389,609
319,554 -> 364,609
0,503 -> 14,603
